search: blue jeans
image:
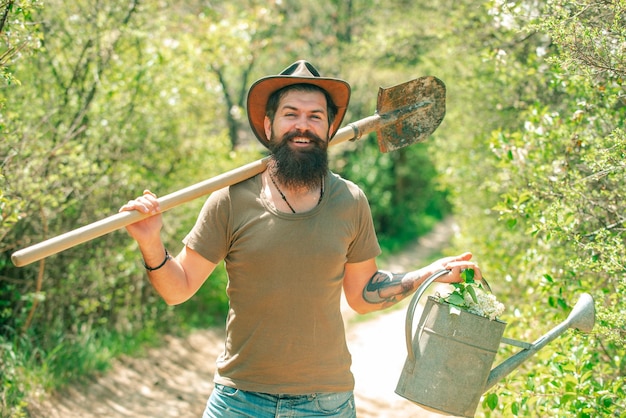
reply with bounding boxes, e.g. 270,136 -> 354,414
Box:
204,384 -> 356,417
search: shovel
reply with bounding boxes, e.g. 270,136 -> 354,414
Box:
11,76 -> 446,267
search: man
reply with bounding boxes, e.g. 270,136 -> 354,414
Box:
120,60 -> 482,417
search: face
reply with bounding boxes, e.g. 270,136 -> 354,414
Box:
264,89 -> 331,149
264,90 -> 331,189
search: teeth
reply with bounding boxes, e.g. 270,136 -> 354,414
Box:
294,138 -> 310,143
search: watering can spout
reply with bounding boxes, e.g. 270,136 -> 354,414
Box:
485,293 -> 595,391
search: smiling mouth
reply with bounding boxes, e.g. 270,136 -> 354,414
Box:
293,137 -> 311,144
281,130 -> 323,147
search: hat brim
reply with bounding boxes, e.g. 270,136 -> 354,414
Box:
247,75 -> 351,147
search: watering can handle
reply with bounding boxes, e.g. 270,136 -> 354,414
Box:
404,269 -> 451,363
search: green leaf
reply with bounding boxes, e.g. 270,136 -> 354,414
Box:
548,296 -> 557,308
517,192 -> 532,205
467,284 -> 478,304
506,218 -> 518,229
461,268 -> 475,283
486,393 -> 498,410
447,293 -> 465,306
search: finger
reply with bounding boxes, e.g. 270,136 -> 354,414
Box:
119,197 -> 158,214
435,269 -> 461,283
443,260 -> 472,271
143,189 -> 158,201
138,197 -> 160,213
120,200 -> 148,213
142,190 -> 161,210
119,201 -> 139,213
455,252 -> 473,261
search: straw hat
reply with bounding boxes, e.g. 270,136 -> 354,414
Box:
246,60 -> 351,147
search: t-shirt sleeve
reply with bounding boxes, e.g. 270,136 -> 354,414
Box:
346,188 -> 381,263
182,187 -> 231,264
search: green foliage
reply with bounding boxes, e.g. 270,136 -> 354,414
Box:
334,133 -> 450,251
1,0 -> 624,416
484,334 -> 624,417
429,0 -> 625,416
0,0 -> 44,85
1,0 -> 254,415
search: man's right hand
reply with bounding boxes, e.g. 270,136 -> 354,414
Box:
119,189 -> 163,244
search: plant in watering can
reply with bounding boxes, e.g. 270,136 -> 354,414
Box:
436,269 -> 505,321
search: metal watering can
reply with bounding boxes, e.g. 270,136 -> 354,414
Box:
395,270 -> 595,417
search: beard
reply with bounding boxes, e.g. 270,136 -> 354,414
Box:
268,129 -> 329,190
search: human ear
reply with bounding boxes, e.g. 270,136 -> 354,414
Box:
264,116 -> 272,142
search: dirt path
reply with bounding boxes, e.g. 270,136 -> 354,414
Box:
28,218 -> 458,418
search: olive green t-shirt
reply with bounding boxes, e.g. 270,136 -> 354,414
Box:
183,171 -> 381,394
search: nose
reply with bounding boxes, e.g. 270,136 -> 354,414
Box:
294,114 -> 311,131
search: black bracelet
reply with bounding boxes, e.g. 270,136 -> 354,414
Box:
143,249 -> 171,271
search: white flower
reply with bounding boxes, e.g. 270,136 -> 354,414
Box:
462,287 -> 505,320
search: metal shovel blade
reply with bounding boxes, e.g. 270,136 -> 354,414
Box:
376,76 -> 446,152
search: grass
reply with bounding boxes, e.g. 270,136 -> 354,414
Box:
1,325 -> 166,418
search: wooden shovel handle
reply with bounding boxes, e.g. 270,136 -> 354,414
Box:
11,157 -> 270,267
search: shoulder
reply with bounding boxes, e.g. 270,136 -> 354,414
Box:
207,175 -> 257,203
328,171 -> 368,201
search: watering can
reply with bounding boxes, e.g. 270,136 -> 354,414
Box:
395,270 -> 595,417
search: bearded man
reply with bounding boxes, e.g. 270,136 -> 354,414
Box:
120,60 -> 482,417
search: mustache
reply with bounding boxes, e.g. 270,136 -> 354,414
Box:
281,129 -> 325,146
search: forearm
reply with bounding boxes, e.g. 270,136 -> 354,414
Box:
121,190 -> 209,305
138,242 -> 194,305
347,253 -> 478,314
361,269 -> 426,311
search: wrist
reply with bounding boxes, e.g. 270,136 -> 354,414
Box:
142,248 -> 171,271
138,241 -> 167,269
405,269 -> 424,284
